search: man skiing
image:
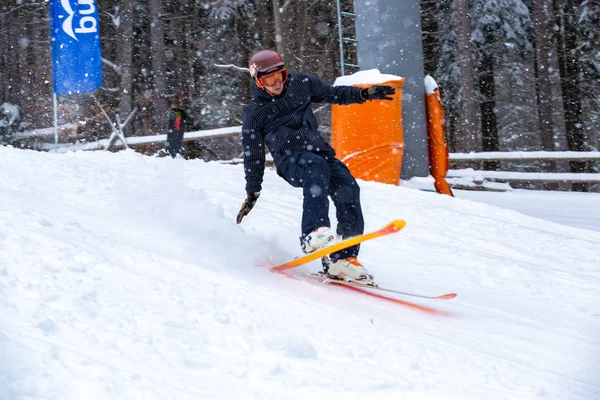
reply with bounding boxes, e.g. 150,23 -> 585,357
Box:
236,49 -> 395,284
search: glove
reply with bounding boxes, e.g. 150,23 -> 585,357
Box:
360,85 -> 396,101
236,191 -> 260,224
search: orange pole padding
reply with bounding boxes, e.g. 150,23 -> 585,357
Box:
331,79 -> 405,185
426,87 -> 454,197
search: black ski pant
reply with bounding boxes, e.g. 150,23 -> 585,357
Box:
278,151 -> 364,261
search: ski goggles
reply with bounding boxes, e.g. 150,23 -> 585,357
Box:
257,68 -> 288,87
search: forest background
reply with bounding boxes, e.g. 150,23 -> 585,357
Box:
0,0 -> 598,174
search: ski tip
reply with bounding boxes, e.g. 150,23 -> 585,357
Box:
385,220 -> 407,233
438,293 -> 457,300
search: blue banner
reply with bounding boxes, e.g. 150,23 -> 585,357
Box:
50,0 -> 102,95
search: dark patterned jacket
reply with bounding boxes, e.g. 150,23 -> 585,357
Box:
241,72 -> 364,193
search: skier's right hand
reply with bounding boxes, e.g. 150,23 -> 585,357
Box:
236,191 -> 260,224
361,85 -> 396,101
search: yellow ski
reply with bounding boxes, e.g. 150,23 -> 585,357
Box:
271,220 -> 406,272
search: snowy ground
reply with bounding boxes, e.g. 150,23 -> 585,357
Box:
454,190 -> 600,232
1,146 -> 599,400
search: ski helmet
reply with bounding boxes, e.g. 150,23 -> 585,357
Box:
248,50 -> 285,79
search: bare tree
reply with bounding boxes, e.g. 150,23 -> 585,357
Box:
420,0 -> 442,75
478,51 -> 499,170
455,0 -> 479,152
118,0 -> 134,121
148,0 -> 169,131
531,0 -> 556,151
553,0 -> 592,187
255,0 -> 274,50
271,0 -> 288,61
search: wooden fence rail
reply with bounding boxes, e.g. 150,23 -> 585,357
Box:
450,151 -> 600,162
19,126 -> 600,186
448,151 -> 600,188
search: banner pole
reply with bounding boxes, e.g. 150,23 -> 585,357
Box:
53,92 -> 58,145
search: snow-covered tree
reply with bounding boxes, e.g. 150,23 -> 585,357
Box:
471,0 -> 533,168
0,103 -> 21,145
433,0 -> 534,157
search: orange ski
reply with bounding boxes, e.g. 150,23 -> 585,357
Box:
271,220 -> 406,272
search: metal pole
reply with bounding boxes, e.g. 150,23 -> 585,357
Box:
354,0 -> 430,179
335,0 -> 345,76
53,92 -> 58,145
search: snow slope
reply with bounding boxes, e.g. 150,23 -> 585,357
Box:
454,190 -> 600,232
1,146 -> 599,400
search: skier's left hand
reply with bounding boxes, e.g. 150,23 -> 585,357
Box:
361,85 -> 396,101
236,191 -> 260,224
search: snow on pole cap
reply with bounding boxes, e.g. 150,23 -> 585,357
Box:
424,75 -> 439,95
333,69 -> 403,86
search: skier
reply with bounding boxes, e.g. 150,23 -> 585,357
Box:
236,49 -> 395,284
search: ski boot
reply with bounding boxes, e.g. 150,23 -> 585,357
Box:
323,257 -> 374,285
300,227 -> 336,254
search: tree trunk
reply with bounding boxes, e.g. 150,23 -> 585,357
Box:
479,51 -> 500,171
420,0 -> 440,75
0,11 -> 7,102
256,0 -> 274,49
554,0 -> 591,190
235,15 -> 252,103
455,0 -> 479,153
0,9 -> 21,104
119,0 -> 134,124
271,0 -> 287,61
295,0 -> 309,69
148,0 -> 169,132
531,0 -> 555,151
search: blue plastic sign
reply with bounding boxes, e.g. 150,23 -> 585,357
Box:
50,0 -> 103,95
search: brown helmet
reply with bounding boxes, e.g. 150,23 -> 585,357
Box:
248,50 -> 285,79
